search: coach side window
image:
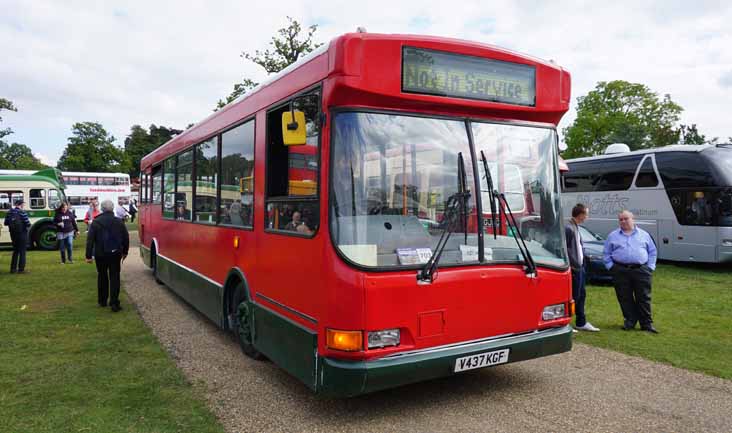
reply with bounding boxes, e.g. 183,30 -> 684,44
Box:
194,138 -> 219,224
264,92 -> 320,236
163,157 -> 176,218
221,119 -> 255,228
634,157 -> 659,188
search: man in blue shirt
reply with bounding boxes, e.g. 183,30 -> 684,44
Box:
603,210 -> 658,333
3,199 -> 31,274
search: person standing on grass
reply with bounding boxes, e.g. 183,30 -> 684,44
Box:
54,202 -> 79,264
3,199 -> 31,274
85,200 -> 129,312
84,198 -> 101,231
565,203 -> 599,333
603,210 -> 659,333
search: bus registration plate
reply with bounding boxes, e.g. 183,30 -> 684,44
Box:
454,349 -> 509,372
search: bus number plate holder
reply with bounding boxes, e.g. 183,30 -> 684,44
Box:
454,349 -> 509,372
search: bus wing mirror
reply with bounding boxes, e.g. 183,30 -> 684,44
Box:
282,110 -> 307,146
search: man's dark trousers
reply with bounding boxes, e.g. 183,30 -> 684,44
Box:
9,231 -> 28,272
96,253 -> 122,306
612,265 -> 653,327
572,267 -> 587,327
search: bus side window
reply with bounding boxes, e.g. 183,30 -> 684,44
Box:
264,92 -> 320,235
29,188 -> 46,209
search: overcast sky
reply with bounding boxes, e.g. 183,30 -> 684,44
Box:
2,0 -> 731,166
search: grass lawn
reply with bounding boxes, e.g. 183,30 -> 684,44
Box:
0,234 -> 224,433
125,219 -> 139,232
576,263 -> 732,380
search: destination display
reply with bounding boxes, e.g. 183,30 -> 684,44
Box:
402,46 -> 536,106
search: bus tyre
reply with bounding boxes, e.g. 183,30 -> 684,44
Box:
33,224 -> 58,251
151,249 -> 164,285
233,283 -> 263,360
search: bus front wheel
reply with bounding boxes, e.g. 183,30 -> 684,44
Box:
233,283 -> 263,360
151,247 -> 164,285
33,224 -> 58,251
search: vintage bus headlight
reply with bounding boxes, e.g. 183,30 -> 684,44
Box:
542,303 -> 566,321
722,239 -> 732,247
367,329 -> 400,349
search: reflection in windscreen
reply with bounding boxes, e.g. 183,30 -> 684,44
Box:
330,112 -> 567,269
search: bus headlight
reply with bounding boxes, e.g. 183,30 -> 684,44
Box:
542,303 -> 566,321
722,239 -> 732,247
367,329 -> 400,349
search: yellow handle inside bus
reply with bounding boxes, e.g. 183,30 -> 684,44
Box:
282,110 -> 307,146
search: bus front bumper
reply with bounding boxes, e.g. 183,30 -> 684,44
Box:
316,325 -> 573,397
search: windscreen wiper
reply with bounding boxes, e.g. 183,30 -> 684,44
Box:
496,193 -> 537,276
480,151 -> 498,240
418,153 -> 470,283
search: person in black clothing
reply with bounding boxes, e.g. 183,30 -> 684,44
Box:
54,202 -> 79,264
128,199 -> 138,223
85,200 -> 129,312
3,199 -> 31,273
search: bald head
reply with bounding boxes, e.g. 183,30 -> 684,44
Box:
618,210 -> 635,232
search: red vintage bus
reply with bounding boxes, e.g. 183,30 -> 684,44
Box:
138,32 -> 574,397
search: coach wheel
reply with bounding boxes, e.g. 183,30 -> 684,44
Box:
34,224 -> 58,251
233,283 -> 263,360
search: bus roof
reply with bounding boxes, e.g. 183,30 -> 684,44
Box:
565,144 -> 720,163
142,32 -> 571,169
61,171 -> 129,177
0,168 -> 65,189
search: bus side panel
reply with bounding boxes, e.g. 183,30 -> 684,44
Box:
252,303 -> 318,390
156,221 -> 224,327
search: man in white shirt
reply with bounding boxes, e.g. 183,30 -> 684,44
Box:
114,199 -> 129,220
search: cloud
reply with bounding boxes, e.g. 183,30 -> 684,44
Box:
34,152 -> 56,167
2,0 -> 732,163
719,71 -> 732,88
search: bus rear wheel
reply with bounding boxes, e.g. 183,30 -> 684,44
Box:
33,224 -> 58,251
233,283 -> 263,360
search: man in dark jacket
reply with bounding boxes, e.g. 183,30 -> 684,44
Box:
85,200 -> 129,312
3,199 -> 31,273
565,203 -> 599,332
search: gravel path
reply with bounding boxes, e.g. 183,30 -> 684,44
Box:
121,245 -> 732,433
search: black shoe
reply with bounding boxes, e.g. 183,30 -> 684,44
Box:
641,325 -> 659,334
622,322 -> 636,331
99,303 -> 107,307
111,304 -> 121,312
17,270 -> 28,274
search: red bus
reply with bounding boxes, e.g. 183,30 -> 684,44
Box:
138,32 -> 574,397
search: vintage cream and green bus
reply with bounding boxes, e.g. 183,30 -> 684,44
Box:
0,168 -> 67,250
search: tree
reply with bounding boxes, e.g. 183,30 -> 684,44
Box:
562,81 -> 683,158
123,124 -> 182,176
0,98 -> 46,169
215,17 -> 323,110
57,122 -> 128,172
0,142 -> 46,170
678,124 -> 706,145
1,98 -> 18,140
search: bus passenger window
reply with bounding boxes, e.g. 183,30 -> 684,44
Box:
30,189 -> 46,209
221,119 -> 254,227
265,92 -> 320,236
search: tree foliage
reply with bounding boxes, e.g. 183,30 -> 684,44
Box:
562,80 -> 683,158
0,97 -> 18,140
216,17 -> 323,110
0,98 -> 46,169
57,122 -> 128,172
123,124 -> 182,176
0,142 -> 47,170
